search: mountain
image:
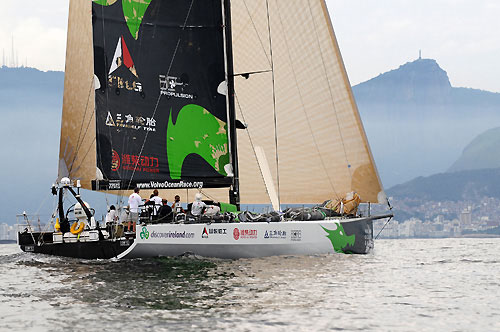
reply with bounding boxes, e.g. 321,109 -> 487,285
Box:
355,58 -> 452,107
385,122 -> 500,201
3,58 -> 500,222
0,66 -> 64,108
0,66 -> 119,224
353,58 -> 500,188
448,127 -> 500,172
354,58 -> 500,114
0,67 -> 64,223
386,127 -> 500,208
387,168 -> 500,202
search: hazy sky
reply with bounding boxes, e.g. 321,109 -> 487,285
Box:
1,0 -> 499,92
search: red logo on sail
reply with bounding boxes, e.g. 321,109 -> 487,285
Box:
111,150 -> 120,171
109,36 -> 138,78
108,36 -> 142,93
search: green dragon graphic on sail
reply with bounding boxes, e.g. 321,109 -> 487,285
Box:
93,0 -> 152,39
167,105 -> 230,179
321,224 -> 355,253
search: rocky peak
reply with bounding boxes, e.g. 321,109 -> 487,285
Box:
354,58 -> 452,105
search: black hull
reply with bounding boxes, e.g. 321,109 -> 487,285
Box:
18,233 -> 133,259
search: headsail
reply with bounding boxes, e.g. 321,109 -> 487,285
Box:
230,0 -> 385,204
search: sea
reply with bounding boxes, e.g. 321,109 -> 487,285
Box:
1,238 -> 499,332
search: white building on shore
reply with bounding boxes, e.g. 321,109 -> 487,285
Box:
0,223 -> 16,241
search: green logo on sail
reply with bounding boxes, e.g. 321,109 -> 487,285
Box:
321,224 -> 355,253
93,0 -> 152,40
140,227 -> 150,240
167,104 -> 230,179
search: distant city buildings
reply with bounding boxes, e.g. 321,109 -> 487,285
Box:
374,196 -> 500,239
0,223 -> 16,241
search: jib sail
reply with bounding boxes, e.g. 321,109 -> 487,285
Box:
229,0 -> 385,204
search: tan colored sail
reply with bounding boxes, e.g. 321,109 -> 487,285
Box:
58,0 -> 384,205
58,0 -> 96,190
230,0 -> 384,204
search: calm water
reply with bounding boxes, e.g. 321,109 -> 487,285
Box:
1,239 -> 500,331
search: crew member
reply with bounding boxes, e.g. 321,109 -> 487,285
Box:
190,193 -> 206,217
105,205 -> 118,225
171,195 -> 184,215
146,189 -> 163,216
127,187 -> 142,232
157,199 -> 173,222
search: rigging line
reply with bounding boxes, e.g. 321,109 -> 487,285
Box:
37,204 -> 58,245
69,106 -> 95,175
375,216 -> 392,240
200,189 -> 217,202
33,193 -> 52,217
265,0 -> 281,209
68,77 -> 94,175
126,0 -> 195,190
275,0 -> 339,200
231,1 -> 259,44
71,136 -> 97,178
234,92 -> 273,206
306,0 -> 353,179
242,0 -> 272,68
71,104 -> 95,169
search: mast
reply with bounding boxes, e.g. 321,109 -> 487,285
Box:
223,0 -> 240,209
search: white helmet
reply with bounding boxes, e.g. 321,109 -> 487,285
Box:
195,193 -> 203,201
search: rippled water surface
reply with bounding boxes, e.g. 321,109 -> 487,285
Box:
1,238 -> 500,331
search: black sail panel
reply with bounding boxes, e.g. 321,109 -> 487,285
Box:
92,0 -> 232,191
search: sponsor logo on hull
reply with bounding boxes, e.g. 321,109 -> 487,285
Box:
233,228 -> 257,240
139,227 -> 195,240
291,230 -> 302,242
202,227 -> 228,239
150,231 -> 195,239
264,230 -> 287,239
140,227 -> 149,239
